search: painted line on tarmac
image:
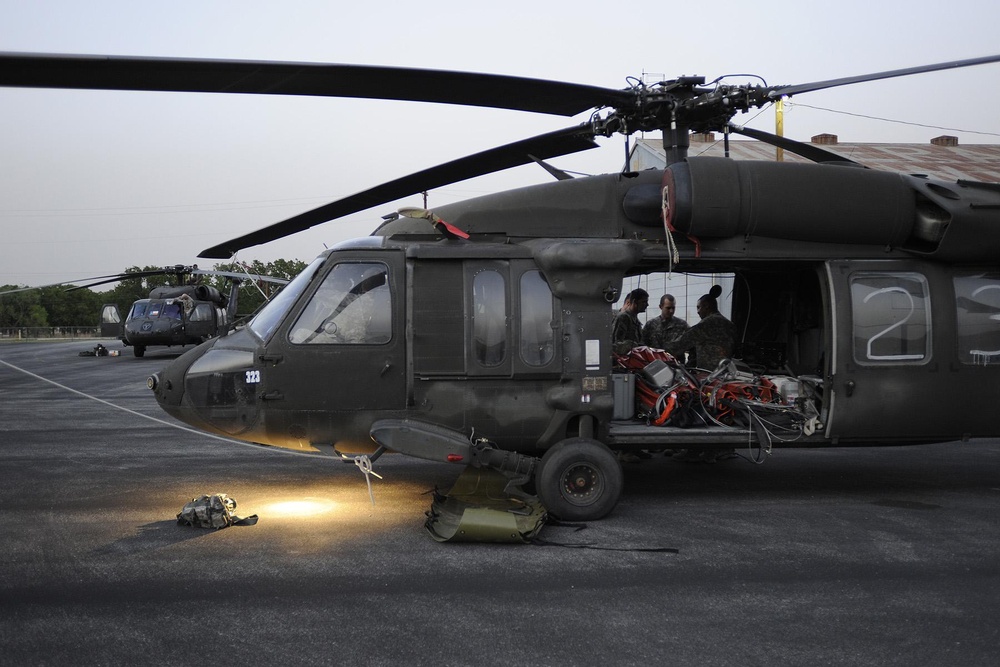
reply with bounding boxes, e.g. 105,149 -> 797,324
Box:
0,358 -> 325,459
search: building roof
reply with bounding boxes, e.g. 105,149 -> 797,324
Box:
630,134 -> 1000,183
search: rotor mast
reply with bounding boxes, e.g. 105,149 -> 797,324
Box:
662,117 -> 691,165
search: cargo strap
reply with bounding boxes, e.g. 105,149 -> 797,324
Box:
532,534 -> 679,553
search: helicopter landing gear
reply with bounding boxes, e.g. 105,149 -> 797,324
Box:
133,345 -> 146,358
536,437 -> 623,521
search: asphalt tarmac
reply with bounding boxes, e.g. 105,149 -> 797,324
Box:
1,338 -> 999,666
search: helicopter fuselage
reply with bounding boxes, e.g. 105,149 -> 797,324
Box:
148,159 -> 1000,518
152,160 -> 1000,444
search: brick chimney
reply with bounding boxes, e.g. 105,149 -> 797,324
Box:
811,133 -> 838,145
690,132 -> 716,143
931,135 -> 959,146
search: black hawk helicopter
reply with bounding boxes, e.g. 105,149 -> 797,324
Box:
85,265 -> 289,357
3,52 -> 1000,520
2,264 -> 288,357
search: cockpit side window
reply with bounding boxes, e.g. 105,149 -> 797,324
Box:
101,305 -> 121,324
288,262 -> 392,345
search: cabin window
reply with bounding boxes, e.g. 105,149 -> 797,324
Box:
472,269 -> 507,366
190,303 -> 214,322
850,272 -> 930,364
288,262 -> 392,345
162,302 -> 182,320
519,270 -> 555,366
954,273 -> 1000,366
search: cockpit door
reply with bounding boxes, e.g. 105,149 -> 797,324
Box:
263,252 -> 405,412
100,304 -> 122,338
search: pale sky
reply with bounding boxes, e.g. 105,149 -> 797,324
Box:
2,0 -> 999,288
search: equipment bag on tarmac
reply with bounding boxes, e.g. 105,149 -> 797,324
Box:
176,493 -> 258,529
424,467 -> 547,544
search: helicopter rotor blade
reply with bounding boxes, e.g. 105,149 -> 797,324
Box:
0,52 -> 633,117
0,264 -> 291,296
65,268 -> 198,291
65,277 -> 132,291
65,266 -> 291,290
768,54 -> 1000,99
0,272 -> 133,296
194,269 -> 289,285
726,124 -> 863,165
2,269 -> 190,295
198,125 -> 600,258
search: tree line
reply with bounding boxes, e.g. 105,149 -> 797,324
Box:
0,259 -> 308,328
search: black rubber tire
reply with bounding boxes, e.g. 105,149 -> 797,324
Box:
536,437 -> 623,521
133,345 -> 146,358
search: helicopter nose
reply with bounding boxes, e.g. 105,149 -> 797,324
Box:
148,333 -> 262,438
149,342 -> 206,413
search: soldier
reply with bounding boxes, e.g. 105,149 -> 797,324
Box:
666,289 -> 735,370
642,294 -> 689,349
611,288 -> 648,355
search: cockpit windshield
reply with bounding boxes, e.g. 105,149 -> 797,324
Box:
130,300 -> 182,320
129,302 -> 149,319
247,257 -> 325,342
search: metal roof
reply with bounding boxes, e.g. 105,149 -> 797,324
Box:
631,134 -> 1000,183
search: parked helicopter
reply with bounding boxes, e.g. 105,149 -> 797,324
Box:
3,52 -> 1000,520
85,265 -> 290,357
1,264 -> 288,357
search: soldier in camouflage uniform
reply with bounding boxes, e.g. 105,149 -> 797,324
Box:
642,294 -> 689,350
611,288 -> 648,355
666,292 -> 735,370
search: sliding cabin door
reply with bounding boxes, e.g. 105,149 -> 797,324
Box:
826,260 -> 1000,442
